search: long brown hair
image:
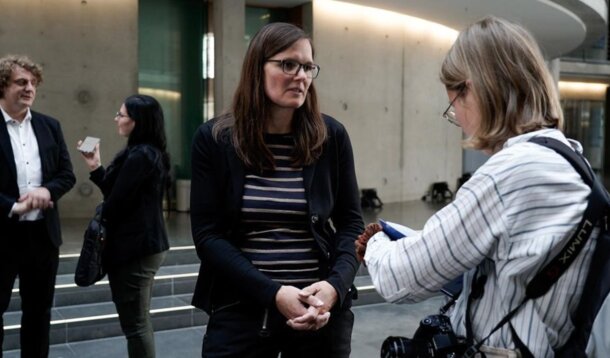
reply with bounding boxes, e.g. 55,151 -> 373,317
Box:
440,16 -> 562,152
213,22 -> 326,172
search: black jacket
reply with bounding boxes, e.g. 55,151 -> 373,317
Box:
190,114 -> 364,314
90,144 -> 169,268
0,111 -> 75,247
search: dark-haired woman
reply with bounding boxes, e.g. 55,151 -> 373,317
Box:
190,22 -> 364,357
78,94 -> 170,357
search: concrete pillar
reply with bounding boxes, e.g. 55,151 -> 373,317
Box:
548,58 -> 561,86
213,0 -> 245,116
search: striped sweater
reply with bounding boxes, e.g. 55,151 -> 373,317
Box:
239,133 -> 320,287
365,129 -> 596,357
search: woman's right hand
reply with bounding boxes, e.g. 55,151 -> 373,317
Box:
275,285 -> 327,331
77,141 -> 101,171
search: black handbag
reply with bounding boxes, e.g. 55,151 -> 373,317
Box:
74,202 -> 107,287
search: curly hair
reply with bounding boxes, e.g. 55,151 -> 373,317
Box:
0,55 -> 43,98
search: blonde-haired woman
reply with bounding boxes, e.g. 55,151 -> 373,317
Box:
361,16 -> 597,357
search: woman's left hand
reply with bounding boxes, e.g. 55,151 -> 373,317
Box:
300,281 -> 337,315
276,285 -> 328,331
286,305 -> 330,331
77,141 -> 101,171
285,281 -> 338,331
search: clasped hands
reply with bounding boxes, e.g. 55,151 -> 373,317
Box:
12,187 -> 53,216
275,280 -> 337,331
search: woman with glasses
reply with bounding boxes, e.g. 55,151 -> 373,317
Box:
78,94 -> 171,357
190,22 -> 363,357
359,16 -> 598,357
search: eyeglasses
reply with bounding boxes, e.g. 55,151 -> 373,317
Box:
267,59 -> 320,79
442,86 -> 466,127
115,111 -> 129,119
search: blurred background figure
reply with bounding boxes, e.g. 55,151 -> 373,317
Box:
0,54 -> 75,358
78,94 -> 171,358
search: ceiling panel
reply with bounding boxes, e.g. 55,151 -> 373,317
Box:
246,0 -> 607,58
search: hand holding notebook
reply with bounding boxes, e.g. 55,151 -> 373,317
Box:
379,219 -> 419,240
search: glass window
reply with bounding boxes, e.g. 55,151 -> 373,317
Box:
562,99 -> 605,174
139,0 -> 208,182
563,34 -> 608,63
245,6 -> 305,45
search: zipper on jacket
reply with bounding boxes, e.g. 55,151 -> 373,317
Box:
259,309 -> 270,337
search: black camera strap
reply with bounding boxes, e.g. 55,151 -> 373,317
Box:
463,136 -> 609,358
464,267 -> 486,347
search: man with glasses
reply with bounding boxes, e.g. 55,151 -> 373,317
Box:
0,55 -> 75,357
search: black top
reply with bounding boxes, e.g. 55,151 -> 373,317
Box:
0,110 -> 75,247
190,114 -> 364,314
90,144 -> 169,268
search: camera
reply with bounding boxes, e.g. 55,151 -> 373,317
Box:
381,314 -> 467,358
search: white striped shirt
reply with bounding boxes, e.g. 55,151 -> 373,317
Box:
365,129 -> 596,357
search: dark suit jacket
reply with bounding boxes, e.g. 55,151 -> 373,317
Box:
190,114 -> 364,314
89,144 -> 169,269
0,110 -> 76,248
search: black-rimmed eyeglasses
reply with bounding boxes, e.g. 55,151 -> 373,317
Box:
267,59 -> 320,79
442,86 -> 466,127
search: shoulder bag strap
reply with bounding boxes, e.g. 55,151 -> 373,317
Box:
526,137 -> 608,298
463,136 -> 608,357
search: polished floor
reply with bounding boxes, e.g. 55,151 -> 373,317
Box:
3,300 -> 444,358
5,199 -> 449,357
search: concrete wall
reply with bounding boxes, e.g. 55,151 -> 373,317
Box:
0,0 -> 138,217
213,0 -> 246,115
0,0 -> 475,215
312,2 -> 462,202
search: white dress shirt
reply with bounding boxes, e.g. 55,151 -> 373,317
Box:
2,106 -> 43,221
365,129 -> 596,357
